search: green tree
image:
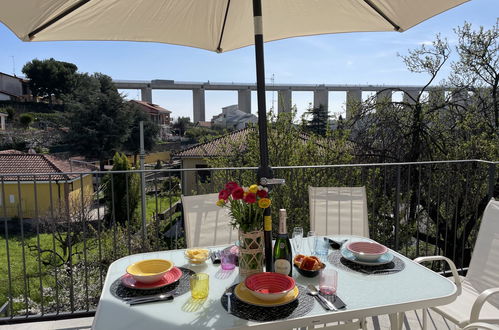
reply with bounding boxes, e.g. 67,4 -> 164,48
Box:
302,104 -> 329,136
65,73 -> 132,169
19,113 -> 34,129
123,103 -> 160,157
172,117 -> 192,136
207,111 -> 353,233
184,126 -> 226,143
451,19 -> 499,130
22,58 -> 78,103
346,26 -> 498,267
103,153 -> 140,227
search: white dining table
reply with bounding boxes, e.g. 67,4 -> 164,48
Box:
92,236 -> 457,330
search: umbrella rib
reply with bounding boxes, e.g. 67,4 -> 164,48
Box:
363,0 -> 401,31
28,0 -> 91,40
216,0 -> 231,53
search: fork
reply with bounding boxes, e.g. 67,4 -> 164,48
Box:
357,268 -> 401,275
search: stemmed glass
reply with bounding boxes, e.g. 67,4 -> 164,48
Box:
292,227 -> 303,254
307,231 -> 316,255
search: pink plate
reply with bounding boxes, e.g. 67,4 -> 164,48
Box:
121,266 -> 182,290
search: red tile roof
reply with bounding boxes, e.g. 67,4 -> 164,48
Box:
175,127 -> 318,158
175,128 -> 251,158
0,154 -> 92,181
0,149 -> 24,154
130,100 -> 171,114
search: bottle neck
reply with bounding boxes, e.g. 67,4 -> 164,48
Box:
278,209 -> 287,235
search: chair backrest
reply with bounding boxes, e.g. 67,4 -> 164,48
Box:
309,186 -> 369,238
466,198 -> 499,307
181,193 -> 238,248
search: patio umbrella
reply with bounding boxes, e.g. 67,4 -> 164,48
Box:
0,0 -> 469,271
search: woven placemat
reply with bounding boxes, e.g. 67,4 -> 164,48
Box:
328,250 -> 405,275
220,284 -> 314,322
110,267 -> 195,300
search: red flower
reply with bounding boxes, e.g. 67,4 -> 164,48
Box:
225,181 -> 239,193
232,187 -> 244,200
218,189 -> 230,201
243,192 -> 257,204
257,189 -> 268,198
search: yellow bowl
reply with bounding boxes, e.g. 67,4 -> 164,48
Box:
126,259 -> 174,284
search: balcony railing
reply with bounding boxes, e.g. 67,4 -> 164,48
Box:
0,159 -> 497,324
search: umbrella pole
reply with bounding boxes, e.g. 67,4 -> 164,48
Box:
252,0 -> 273,272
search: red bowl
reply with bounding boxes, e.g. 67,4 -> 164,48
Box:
244,272 -> 295,302
347,241 -> 388,261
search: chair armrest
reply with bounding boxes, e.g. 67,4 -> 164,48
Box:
470,287 -> 499,323
413,256 -> 462,295
463,322 -> 499,330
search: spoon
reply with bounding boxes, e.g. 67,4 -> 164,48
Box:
307,284 -> 337,311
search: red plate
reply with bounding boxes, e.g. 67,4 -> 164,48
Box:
121,267 -> 182,290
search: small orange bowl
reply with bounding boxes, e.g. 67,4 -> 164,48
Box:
244,272 -> 295,302
126,259 -> 174,284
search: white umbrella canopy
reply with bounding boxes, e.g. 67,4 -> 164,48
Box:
0,0 -> 469,272
1,0 -> 468,53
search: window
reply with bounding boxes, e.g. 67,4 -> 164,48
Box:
195,164 -> 211,184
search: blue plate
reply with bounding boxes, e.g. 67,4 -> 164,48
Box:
340,248 -> 394,266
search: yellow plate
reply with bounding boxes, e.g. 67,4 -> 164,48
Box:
234,283 -> 299,307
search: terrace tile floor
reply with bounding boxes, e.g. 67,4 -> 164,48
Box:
0,310 -> 455,329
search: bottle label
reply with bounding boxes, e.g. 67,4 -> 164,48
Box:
264,216 -> 272,231
274,259 -> 291,275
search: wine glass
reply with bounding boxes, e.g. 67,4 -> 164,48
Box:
292,227 -> 303,254
307,231 -> 316,255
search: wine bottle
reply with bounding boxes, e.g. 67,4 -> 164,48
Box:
273,209 -> 292,276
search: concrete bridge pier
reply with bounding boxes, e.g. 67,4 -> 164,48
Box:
377,89 -> 392,103
141,87 -> 153,103
278,90 -> 292,113
238,89 -> 251,114
193,88 -> 206,122
403,90 -> 420,104
346,89 -> 362,120
313,88 -> 328,111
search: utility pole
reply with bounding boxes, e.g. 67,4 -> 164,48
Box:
139,121 -> 147,245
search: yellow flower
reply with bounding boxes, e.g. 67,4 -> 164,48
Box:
258,198 -> 271,209
216,199 -> 226,207
249,184 -> 258,193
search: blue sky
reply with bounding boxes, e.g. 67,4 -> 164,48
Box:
1,0 -> 497,121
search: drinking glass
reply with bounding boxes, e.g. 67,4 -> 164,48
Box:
315,236 -> 329,256
190,273 -> 209,299
307,231 -> 316,255
319,268 -> 338,295
221,249 -> 236,270
292,226 -> 304,254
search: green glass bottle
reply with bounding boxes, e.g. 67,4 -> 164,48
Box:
273,209 -> 292,276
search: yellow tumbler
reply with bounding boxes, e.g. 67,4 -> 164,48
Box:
190,273 -> 209,299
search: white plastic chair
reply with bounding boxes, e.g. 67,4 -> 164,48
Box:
181,193 -> 238,248
415,198 -> 499,329
309,186 -> 369,238
308,186 -> 369,330
463,323 -> 499,330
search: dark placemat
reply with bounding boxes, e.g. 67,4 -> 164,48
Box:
110,267 -> 195,300
220,284 -> 314,322
328,250 -> 405,275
